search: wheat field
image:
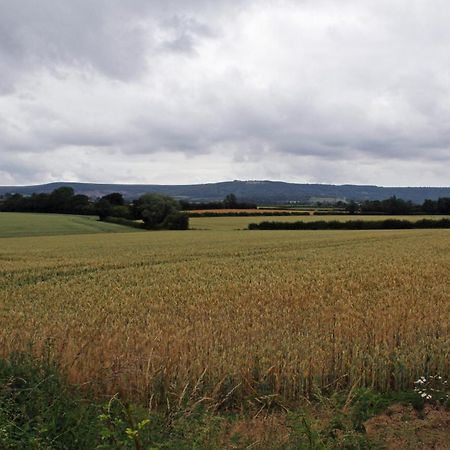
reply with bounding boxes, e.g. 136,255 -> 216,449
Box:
1,225 -> 449,406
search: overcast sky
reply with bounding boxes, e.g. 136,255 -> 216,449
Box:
1,0 -> 450,186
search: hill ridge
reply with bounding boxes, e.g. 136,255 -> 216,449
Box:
1,180 -> 450,203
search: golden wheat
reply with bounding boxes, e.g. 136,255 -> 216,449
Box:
0,228 -> 449,405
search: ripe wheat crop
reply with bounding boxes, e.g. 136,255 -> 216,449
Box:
0,227 -> 449,407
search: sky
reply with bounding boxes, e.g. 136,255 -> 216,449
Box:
1,0 -> 450,187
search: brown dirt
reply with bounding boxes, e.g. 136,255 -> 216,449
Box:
222,413 -> 290,449
364,403 -> 450,449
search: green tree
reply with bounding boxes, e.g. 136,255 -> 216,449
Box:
223,193 -> 237,208
437,197 -> 450,214
163,211 -> 189,230
422,199 -> 437,214
96,198 -> 113,221
346,201 -> 359,215
101,192 -> 125,206
48,187 -> 75,213
133,193 -> 188,230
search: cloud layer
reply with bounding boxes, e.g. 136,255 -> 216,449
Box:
1,0 -> 450,186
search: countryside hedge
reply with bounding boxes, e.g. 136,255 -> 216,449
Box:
248,218 -> 450,230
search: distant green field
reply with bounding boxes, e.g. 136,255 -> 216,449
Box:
3,212 -> 449,236
0,212 -> 142,238
190,214 -> 450,230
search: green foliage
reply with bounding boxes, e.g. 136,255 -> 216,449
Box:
96,395 -> 157,449
180,194 -> 257,211
346,201 -> 359,214
0,354 -> 223,449
101,193 -> 125,206
249,218 -> 450,230
163,211 -> 189,230
286,412 -> 374,449
223,193 -> 238,208
360,196 -> 417,214
0,355 -> 447,449
96,198 -> 114,220
287,414 -> 327,449
0,352 -> 99,449
413,375 -> 449,406
0,187 -> 93,215
349,389 -> 393,430
96,194 -> 130,220
133,193 -> 189,230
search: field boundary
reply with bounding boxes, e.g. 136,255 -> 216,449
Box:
248,218 -> 450,230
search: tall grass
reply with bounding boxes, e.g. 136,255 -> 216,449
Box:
0,229 -> 448,407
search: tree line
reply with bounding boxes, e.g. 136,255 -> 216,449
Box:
180,193 -> 257,210
249,218 -> 450,230
0,187 -> 188,230
347,196 -> 450,215
2,188 -> 450,226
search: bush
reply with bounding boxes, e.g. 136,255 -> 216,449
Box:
248,218 -> 450,230
133,193 -> 187,230
163,212 -> 189,230
0,352 -> 99,449
0,353 -> 222,449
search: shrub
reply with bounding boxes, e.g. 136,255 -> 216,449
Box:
248,218 -> 450,230
163,212 -> 189,230
0,352 -> 99,449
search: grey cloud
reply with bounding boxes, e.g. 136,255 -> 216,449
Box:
0,0 -> 240,88
1,0 -> 450,186
0,0 -> 154,85
159,16 -> 216,54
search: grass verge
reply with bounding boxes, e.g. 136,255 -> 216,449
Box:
0,353 -> 448,449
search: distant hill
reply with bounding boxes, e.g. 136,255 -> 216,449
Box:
1,180 -> 450,203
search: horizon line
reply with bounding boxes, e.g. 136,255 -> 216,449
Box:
1,179 -> 450,189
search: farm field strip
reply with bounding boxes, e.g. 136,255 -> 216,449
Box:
0,212 -> 141,238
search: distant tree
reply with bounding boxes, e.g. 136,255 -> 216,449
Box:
360,196 -> 417,214
1,193 -> 25,211
101,193 -> 124,206
109,205 -> 132,219
223,193 -> 238,208
437,197 -> 450,214
0,188 -> 102,215
179,194 -> 256,211
346,201 -> 359,215
133,193 -> 188,229
163,211 -> 189,230
48,187 -> 75,213
95,198 -> 113,221
71,194 -> 90,213
422,199 -> 437,214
